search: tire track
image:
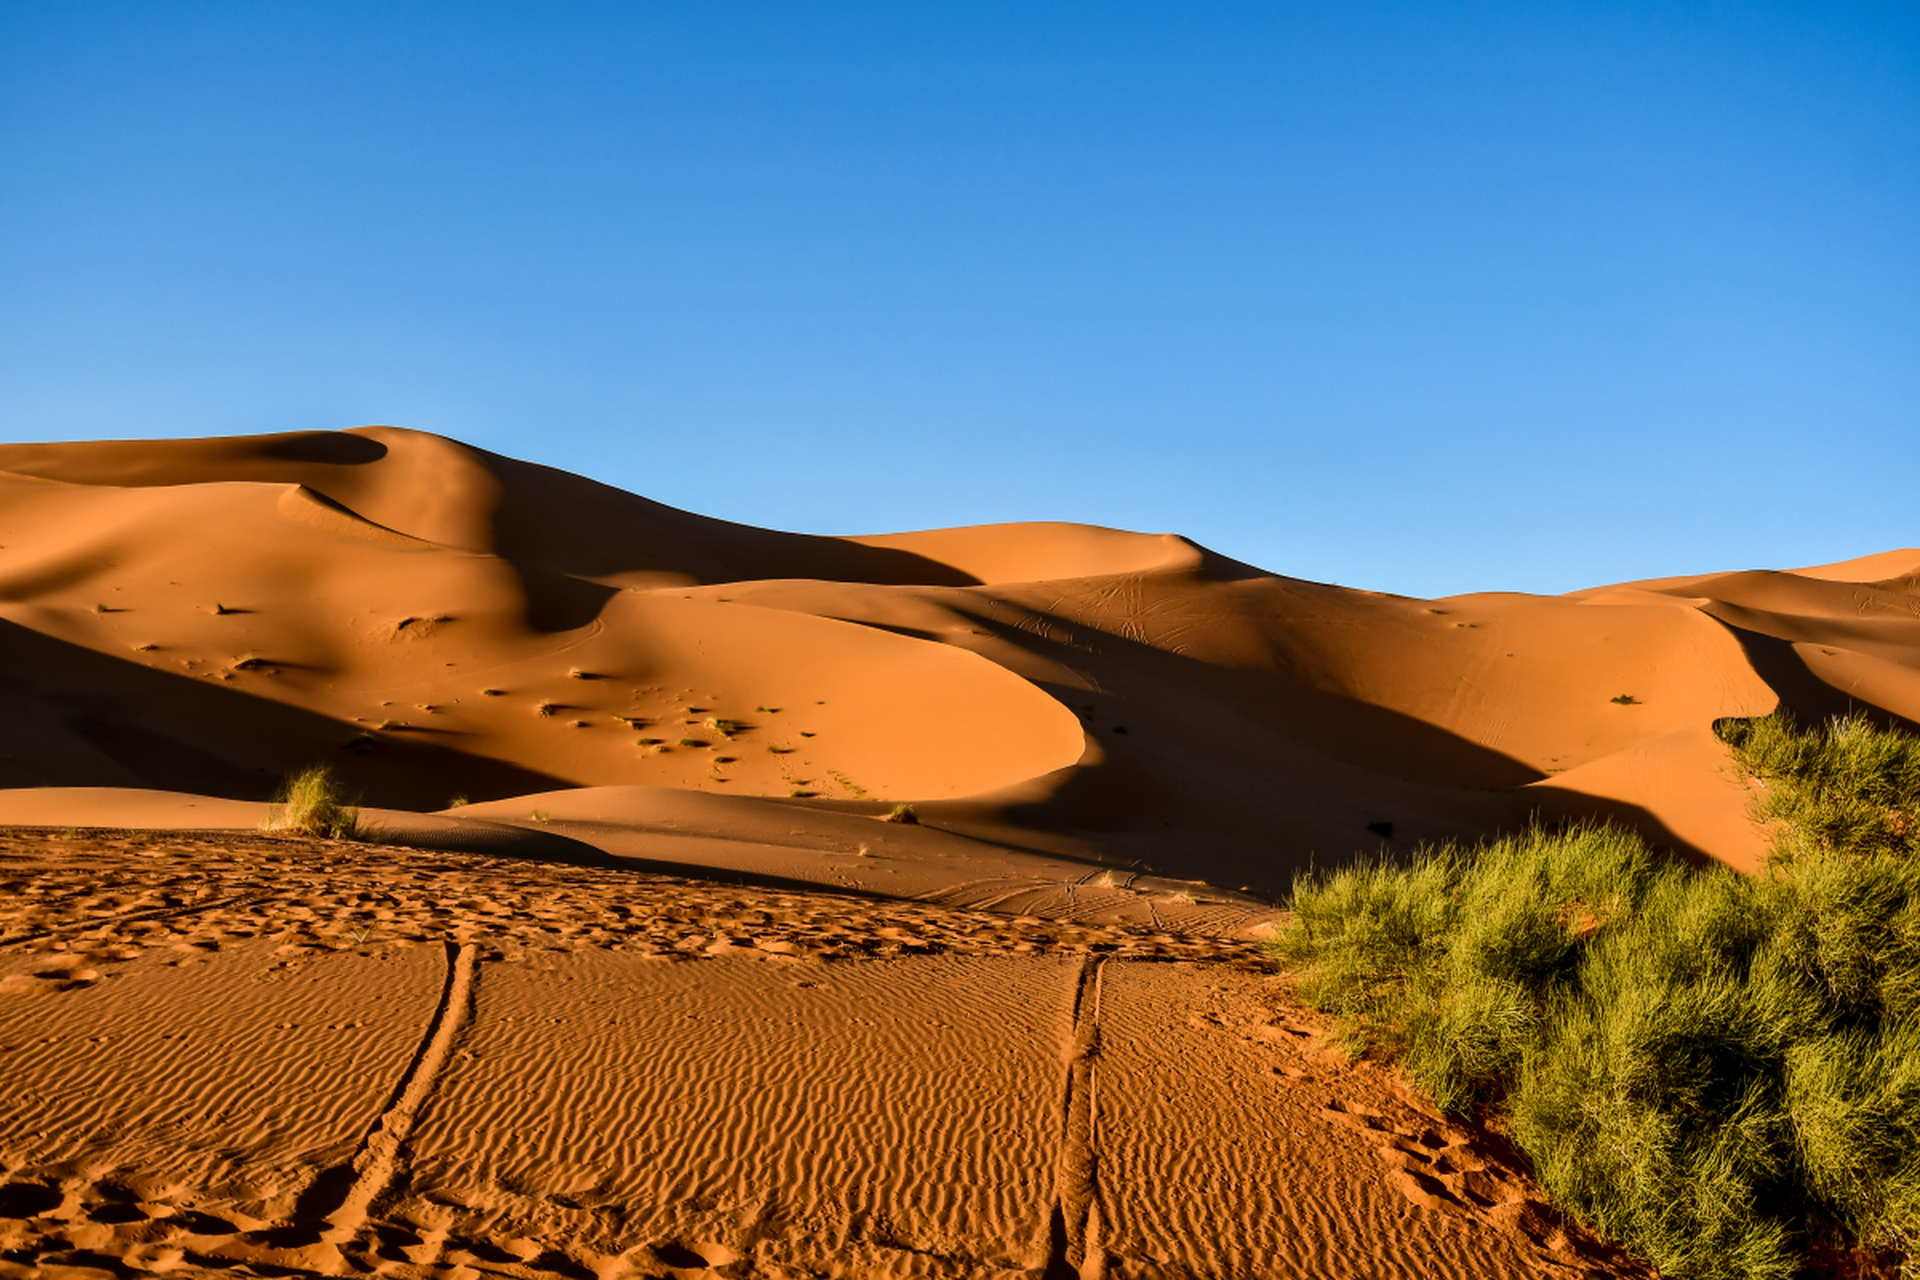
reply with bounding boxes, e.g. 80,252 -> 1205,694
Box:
1044,954 -> 1107,1279
307,939 -> 478,1244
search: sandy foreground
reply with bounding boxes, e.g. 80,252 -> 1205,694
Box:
0,829 -> 1640,1280
0,427 -> 1914,1275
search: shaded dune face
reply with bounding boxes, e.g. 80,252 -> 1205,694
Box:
0,425 -> 1915,876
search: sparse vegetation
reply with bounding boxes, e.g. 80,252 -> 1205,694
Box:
1271,713 -> 1920,1280
535,701 -> 558,717
1611,694 -> 1641,705
480,687 -> 503,696
262,765 -> 359,840
678,737 -> 706,748
884,803 -> 919,825
707,717 -> 743,737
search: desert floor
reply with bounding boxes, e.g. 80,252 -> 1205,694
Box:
0,828 -> 1642,1280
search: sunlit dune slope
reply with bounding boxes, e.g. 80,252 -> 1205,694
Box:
0,425 -> 1913,882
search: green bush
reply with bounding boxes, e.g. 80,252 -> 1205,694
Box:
1272,715 -> 1920,1279
262,764 -> 360,840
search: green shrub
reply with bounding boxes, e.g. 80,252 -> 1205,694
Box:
262,764 -> 359,839
1272,715 -> 1920,1279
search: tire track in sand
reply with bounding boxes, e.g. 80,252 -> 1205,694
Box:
1045,954 -> 1107,1279
293,940 -> 479,1246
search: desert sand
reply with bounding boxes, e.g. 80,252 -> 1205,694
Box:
1,426 -> 1911,1276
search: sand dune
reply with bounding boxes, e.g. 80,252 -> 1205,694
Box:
0,426 -> 1913,881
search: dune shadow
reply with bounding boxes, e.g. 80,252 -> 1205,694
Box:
0,620 -> 570,808
1720,622 -> 1920,733
262,431 -> 388,465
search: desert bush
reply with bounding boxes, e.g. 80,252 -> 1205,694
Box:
1272,715 -> 1920,1280
262,764 -> 360,840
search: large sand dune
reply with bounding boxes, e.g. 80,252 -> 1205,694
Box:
0,425 -> 1914,883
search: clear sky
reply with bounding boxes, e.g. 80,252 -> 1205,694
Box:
3,2 -> 1916,598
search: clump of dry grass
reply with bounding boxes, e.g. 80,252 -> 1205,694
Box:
262,765 -> 359,840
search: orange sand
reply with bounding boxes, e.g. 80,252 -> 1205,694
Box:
0,425 -> 1903,1275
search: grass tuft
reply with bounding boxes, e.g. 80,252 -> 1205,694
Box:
262,765 -> 359,840
884,803 -> 919,825
1273,714 -> 1920,1280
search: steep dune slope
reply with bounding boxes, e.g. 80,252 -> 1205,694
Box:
0,426 -> 1913,883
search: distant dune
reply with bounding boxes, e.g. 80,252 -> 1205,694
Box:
0,426 -> 1913,892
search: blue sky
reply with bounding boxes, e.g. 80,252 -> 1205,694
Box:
2,2 -> 1915,597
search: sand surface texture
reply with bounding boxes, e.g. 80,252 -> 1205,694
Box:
0,829 -> 1643,1279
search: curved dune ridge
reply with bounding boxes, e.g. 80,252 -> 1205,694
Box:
0,426 -> 1915,886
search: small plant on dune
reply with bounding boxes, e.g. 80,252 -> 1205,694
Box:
1610,694 -> 1641,705
535,700 -> 558,717
678,737 -> 706,748
706,717 -> 743,737
262,765 -> 359,840
884,803 -> 919,825
1272,713 -> 1920,1280
768,743 -> 794,755
446,794 -> 469,809
480,687 -> 503,697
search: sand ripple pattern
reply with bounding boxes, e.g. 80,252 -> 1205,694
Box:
406,951 -> 1079,1275
0,940 -> 442,1200
0,830 -> 1643,1279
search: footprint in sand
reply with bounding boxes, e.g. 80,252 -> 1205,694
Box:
1318,1097 -> 1617,1273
